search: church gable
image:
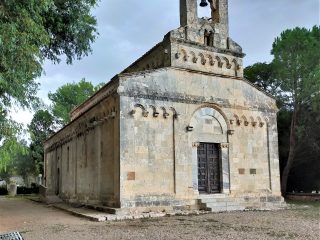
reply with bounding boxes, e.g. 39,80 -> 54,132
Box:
119,68 -> 277,113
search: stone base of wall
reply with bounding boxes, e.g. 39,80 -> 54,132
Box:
120,194 -> 199,213
46,193 -> 285,215
56,192 -> 119,208
197,193 -> 285,212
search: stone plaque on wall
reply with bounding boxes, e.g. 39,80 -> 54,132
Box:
127,172 -> 136,181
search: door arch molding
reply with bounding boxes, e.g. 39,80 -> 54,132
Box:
189,106 -> 230,194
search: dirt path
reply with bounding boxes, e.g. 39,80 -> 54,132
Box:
0,197 -> 319,240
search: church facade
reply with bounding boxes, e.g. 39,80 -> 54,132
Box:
43,0 -> 283,212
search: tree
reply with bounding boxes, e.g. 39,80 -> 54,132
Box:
271,26 -> 320,195
28,110 -> 56,175
48,79 -> 103,125
244,63 -> 276,94
287,107 -> 320,192
0,138 -> 28,181
0,0 -> 99,138
244,62 -> 288,107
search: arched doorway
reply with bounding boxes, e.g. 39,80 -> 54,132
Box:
189,106 -> 230,194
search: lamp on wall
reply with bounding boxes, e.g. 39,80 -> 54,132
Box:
186,126 -> 194,132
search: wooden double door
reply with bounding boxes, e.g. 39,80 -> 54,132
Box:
197,143 -> 221,194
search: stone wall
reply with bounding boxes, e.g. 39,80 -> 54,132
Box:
118,67 -> 281,208
44,91 -> 120,207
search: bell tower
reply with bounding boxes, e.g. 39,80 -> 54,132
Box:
180,0 -> 198,26
122,0 -> 244,78
179,0 -> 230,47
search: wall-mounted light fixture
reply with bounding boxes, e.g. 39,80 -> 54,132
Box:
186,126 -> 194,132
227,130 -> 235,135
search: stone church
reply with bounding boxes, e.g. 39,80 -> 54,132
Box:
43,0 -> 283,212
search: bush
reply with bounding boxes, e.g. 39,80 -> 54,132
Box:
0,187 -> 8,195
17,186 -> 39,195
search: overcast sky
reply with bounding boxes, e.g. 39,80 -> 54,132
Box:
12,0 -> 320,130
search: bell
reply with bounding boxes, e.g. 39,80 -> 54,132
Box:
200,0 -> 208,7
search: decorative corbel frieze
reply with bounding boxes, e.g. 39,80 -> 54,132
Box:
161,107 -> 170,118
150,105 -> 159,118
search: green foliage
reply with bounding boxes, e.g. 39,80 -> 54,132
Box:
244,62 -> 288,107
244,63 -> 276,94
0,137 -> 28,176
288,107 -> 320,192
0,111 -> 21,141
49,78 -> 103,124
271,26 -> 320,194
245,26 -> 320,193
28,110 -> 56,175
41,0 -> 99,64
0,139 -> 34,184
272,26 -> 320,109
0,0 -> 99,140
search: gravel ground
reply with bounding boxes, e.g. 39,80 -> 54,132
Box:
0,197 -> 319,240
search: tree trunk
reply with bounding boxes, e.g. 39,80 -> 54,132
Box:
281,108 -> 298,196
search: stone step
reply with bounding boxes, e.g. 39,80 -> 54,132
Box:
53,203 -> 108,222
203,201 -> 242,208
198,194 -> 246,212
226,205 -> 245,211
199,197 -> 241,204
206,205 -> 245,212
198,194 -> 226,199
84,204 -> 123,215
206,206 -> 228,212
202,202 -> 227,208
